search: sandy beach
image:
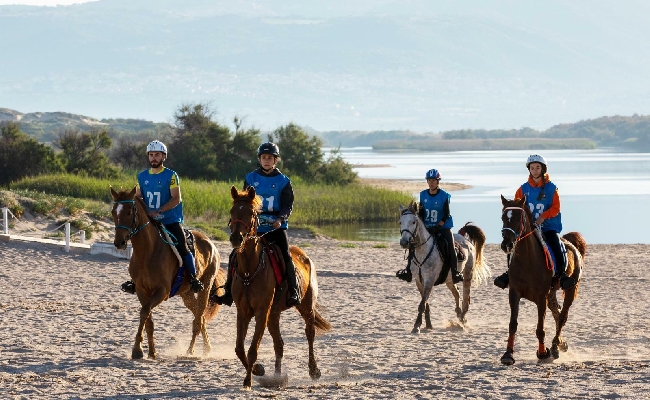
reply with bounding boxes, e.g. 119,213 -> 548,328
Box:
1,231 -> 649,399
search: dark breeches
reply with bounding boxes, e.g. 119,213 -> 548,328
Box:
165,222 -> 189,257
263,229 -> 292,264
543,230 -> 566,271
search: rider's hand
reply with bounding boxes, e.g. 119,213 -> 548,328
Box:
272,218 -> 282,229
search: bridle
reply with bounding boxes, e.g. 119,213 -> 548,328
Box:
501,206 -> 534,244
113,199 -> 150,240
233,235 -> 267,287
229,200 -> 259,240
400,209 -> 436,266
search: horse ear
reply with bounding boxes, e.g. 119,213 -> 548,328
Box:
399,204 -> 405,213
128,186 -> 137,199
231,185 -> 238,199
246,185 -> 256,198
501,194 -> 508,206
110,186 -> 118,199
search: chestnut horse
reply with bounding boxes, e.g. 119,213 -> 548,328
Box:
398,201 -> 491,333
111,187 -> 225,359
228,186 -> 331,389
499,195 -> 587,365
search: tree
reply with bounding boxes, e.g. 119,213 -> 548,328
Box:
168,103 -> 259,181
268,123 -> 325,179
0,122 -> 63,186
54,128 -> 118,178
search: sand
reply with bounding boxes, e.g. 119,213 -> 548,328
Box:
1,231 -> 650,399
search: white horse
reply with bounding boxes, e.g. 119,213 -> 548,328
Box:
398,201 -> 492,333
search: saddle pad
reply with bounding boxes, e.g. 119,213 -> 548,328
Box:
265,244 -> 284,285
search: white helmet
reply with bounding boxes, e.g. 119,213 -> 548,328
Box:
146,140 -> 167,155
526,154 -> 546,169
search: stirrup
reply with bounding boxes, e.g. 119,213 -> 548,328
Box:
286,288 -> 301,307
396,269 -> 412,283
451,271 -> 463,284
494,273 -> 509,289
211,290 -> 233,306
121,280 -> 136,294
559,275 -> 576,290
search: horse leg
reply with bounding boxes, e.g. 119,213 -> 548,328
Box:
266,311 -> 284,375
535,295 -> 551,360
501,289 -> 520,365
133,288 -> 166,360
235,311 -> 253,381
298,305 -> 321,380
445,279 -> 462,322
424,303 -> 433,330
547,290 -> 561,329
181,292 -> 211,356
243,307 -> 271,388
551,286 -> 577,358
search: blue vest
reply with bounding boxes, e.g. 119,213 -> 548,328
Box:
419,188 -> 453,229
137,167 -> 183,224
519,181 -> 562,233
245,171 -> 290,233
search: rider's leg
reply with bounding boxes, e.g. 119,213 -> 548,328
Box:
396,245 -> 414,282
270,229 -> 301,307
441,228 -> 463,284
167,222 -> 204,293
212,249 -> 236,306
544,230 -> 574,290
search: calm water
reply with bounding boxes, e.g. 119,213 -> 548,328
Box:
317,148 -> 650,244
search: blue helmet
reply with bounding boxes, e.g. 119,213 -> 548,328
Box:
425,169 -> 441,180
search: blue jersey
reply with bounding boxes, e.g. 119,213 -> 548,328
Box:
419,188 -> 453,229
137,167 -> 183,224
519,181 -> 562,233
245,170 -> 291,233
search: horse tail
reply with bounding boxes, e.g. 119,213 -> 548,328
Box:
562,231 -> 587,258
299,250 -> 332,334
459,222 -> 486,267
204,244 -> 224,321
313,303 -> 332,334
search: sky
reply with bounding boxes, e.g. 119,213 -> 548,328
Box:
0,0 -> 94,5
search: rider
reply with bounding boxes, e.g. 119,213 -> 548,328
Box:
120,140 -> 204,294
213,142 -> 301,307
395,168 -> 464,284
494,154 -> 575,291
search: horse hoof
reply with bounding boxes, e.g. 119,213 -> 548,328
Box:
132,349 -> 144,359
536,347 -> 551,360
559,342 -> 569,352
252,363 -> 265,376
551,345 -> 560,359
310,368 -> 321,380
411,327 -> 420,334
500,351 -> 515,365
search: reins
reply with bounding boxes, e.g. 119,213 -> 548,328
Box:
113,199 -> 150,240
400,210 -> 437,267
502,206 -> 552,270
233,236 -> 269,286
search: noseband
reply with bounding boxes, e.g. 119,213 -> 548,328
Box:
230,201 -> 259,240
501,206 -> 534,243
113,200 -> 150,240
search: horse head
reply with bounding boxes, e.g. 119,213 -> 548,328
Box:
229,185 -> 261,248
111,186 -> 147,250
398,200 -> 420,249
500,194 -> 530,254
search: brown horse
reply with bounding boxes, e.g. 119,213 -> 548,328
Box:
499,195 -> 587,365
228,186 -> 331,389
110,187 -> 225,359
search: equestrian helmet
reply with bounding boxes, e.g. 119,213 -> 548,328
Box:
526,154 -> 547,169
257,142 -> 280,157
425,168 -> 441,180
146,140 -> 167,155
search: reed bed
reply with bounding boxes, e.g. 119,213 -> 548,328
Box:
11,174 -> 413,225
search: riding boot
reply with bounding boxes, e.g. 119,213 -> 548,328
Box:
396,245 -> 414,282
182,253 -> 204,293
494,254 -> 510,289
285,257 -> 301,307
448,243 -> 463,284
121,280 -> 136,294
212,250 -> 235,306
555,251 -> 575,290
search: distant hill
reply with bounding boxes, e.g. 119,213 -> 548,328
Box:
1,0 -> 650,132
0,108 -> 172,142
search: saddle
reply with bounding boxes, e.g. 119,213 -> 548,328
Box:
228,241 -> 285,287
433,232 -> 466,263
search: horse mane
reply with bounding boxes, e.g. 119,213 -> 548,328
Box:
233,188 -> 263,212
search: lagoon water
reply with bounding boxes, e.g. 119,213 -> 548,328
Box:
319,148 -> 650,244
